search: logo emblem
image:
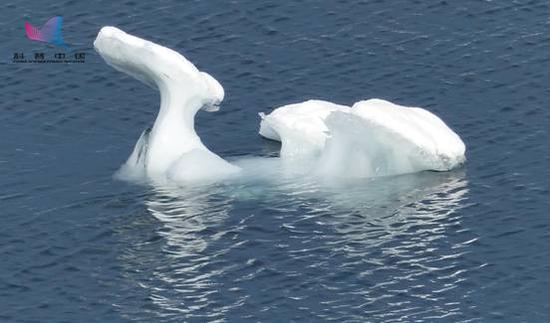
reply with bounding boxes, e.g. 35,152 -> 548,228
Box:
25,16 -> 69,48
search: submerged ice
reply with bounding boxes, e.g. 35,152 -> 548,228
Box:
94,26 -> 465,185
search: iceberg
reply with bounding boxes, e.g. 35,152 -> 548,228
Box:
94,27 -> 240,184
259,100 -> 350,158
94,26 -> 465,184
260,99 -> 466,177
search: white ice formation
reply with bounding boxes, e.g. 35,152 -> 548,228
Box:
94,26 -> 240,184
94,26 -> 465,184
259,99 -> 466,177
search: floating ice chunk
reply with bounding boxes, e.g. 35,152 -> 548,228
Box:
259,100 -> 350,158
94,26 -> 239,184
95,26 -> 465,184
259,98 -> 466,177
351,99 -> 465,171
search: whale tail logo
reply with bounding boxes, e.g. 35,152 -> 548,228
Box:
25,16 -> 69,48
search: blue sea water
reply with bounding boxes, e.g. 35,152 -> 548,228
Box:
2,0 -> 550,321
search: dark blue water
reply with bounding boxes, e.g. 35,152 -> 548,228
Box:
2,0 -> 550,321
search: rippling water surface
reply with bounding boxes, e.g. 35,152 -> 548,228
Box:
2,0 -> 550,321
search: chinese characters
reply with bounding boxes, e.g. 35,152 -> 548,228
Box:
12,51 -> 86,63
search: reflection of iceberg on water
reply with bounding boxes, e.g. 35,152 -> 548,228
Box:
121,186 -> 236,319
94,26 -> 466,185
114,168 -> 469,320
145,185 -> 233,258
